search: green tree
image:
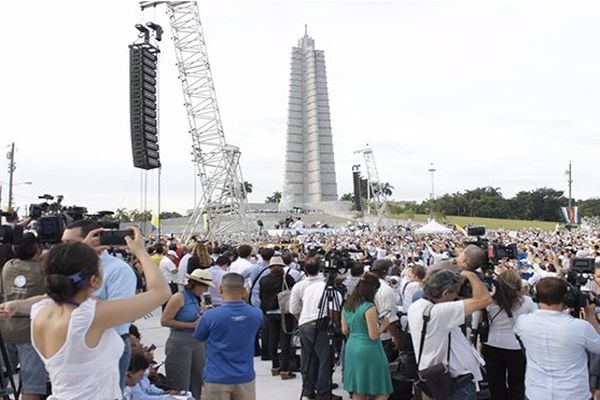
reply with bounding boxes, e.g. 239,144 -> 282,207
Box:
114,208 -> 131,222
340,193 -> 354,201
579,198 -> 600,218
265,191 -> 282,204
160,211 -> 183,219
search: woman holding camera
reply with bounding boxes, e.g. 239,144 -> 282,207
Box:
341,274 -> 393,400
161,268 -> 213,399
26,227 -> 171,400
482,269 -> 536,400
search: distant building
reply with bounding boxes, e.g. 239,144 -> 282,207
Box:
281,27 -> 338,210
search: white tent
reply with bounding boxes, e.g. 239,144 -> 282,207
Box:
415,220 -> 453,234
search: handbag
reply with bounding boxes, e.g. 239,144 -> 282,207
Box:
277,270 -> 292,314
415,302 -> 456,400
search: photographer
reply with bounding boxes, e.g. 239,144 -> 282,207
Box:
0,233 -> 48,400
289,257 -> 342,400
481,269 -> 535,400
428,244 -> 487,274
61,219 -> 138,389
408,269 -> 491,400
514,277 -> 600,400
370,260 -> 401,358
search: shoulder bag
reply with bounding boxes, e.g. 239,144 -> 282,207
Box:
415,302 -> 456,400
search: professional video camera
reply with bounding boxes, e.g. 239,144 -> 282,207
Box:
563,258 -> 599,316
323,248 -> 354,276
27,195 -> 89,244
464,226 -> 518,269
27,195 -> 120,244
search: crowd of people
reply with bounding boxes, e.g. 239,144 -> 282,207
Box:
1,215 -> 600,400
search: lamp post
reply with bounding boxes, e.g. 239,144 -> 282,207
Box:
0,180 -> 32,209
428,163 -> 436,219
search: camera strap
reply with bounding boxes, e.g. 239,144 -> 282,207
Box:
248,266 -> 270,305
417,302 -> 451,370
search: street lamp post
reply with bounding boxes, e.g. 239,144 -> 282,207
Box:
0,180 -> 32,210
428,162 -> 436,219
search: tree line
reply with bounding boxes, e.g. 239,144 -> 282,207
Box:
390,186 -> 600,222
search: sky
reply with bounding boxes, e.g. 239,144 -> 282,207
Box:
1,0 -> 600,215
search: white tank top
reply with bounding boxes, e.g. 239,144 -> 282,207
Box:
31,298 -> 124,400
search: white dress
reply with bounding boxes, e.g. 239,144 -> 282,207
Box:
31,298 -> 124,400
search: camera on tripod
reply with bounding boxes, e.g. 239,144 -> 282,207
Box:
323,248 -> 354,276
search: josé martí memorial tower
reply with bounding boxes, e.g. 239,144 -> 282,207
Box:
280,27 -> 338,211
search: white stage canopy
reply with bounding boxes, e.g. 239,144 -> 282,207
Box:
414,220 -> 453,234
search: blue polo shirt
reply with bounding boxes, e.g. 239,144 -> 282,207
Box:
94,252 -> 137,336
193,300 -> 263,384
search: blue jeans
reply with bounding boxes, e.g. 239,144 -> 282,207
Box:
118,336 -> 131,391
448,381 -> 476,400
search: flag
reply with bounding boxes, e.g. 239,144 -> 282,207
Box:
571,206 -> 579,224
561,207 -> 570,224
150,214 -> 160,232
560,206 -> 579,224
455,224 -> 468,236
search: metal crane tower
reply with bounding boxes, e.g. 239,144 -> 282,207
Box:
354,146 -> 388,222
140,1 -> 248,239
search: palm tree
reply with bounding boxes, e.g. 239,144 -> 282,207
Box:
265,191 -> 282,204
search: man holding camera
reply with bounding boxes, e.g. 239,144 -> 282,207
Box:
408,269 -> 491,400
514,277 -> 600,400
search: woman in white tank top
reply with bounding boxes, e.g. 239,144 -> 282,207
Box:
12,227 -> 170,400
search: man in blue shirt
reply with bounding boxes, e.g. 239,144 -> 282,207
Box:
194,273 -> 263,400
61,219 -> 137,390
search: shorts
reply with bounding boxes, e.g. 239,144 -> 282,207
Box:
16,342 -> 48,394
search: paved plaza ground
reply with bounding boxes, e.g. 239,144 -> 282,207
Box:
137,309 -> 350,400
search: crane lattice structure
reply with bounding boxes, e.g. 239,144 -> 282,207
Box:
354,146 -> 388,223
140,1 -> 248,240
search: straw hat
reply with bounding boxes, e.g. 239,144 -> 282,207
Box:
186,269 -> 214,287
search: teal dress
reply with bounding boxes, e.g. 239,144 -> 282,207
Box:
343,302 -> 393,396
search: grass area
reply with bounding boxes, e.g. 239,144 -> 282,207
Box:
390,213 -> 559,231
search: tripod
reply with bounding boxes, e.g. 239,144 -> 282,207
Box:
0,330 -> 18,400
297,271 -> 343,400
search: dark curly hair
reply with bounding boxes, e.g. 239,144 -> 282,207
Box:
44,242 -> 100,304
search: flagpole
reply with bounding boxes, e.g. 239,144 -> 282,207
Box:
567,161 -> 572,225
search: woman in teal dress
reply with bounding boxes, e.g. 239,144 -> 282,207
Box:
341,274 -> 393,400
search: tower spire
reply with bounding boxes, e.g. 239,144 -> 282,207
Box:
304,23 -> 308,36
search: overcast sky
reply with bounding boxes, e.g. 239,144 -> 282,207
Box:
1,0 -> 599,215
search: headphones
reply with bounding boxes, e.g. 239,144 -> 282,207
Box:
530,277 -> 578,308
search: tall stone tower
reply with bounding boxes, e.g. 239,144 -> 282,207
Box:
281,27 -> 338,210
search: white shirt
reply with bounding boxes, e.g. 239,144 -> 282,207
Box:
290,275 -> 324,323
374,278 -> 399,341
408,299 -> 482,381
514,309 -> 600,400
229,258 -> 253,275
484,296 -> 536,350
401,281 -> 420,313
294,280 -> 342,326
31,299 -> 123,400
159,257 -> 178,283
177,253 -> 192,285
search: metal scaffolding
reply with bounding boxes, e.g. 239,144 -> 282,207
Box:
355,146 -> 388,223
141,1 -> 248,239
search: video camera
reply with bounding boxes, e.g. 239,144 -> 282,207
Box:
563,258 -> 599,315
464,226 -> 518,268
323,248 -> 354,275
